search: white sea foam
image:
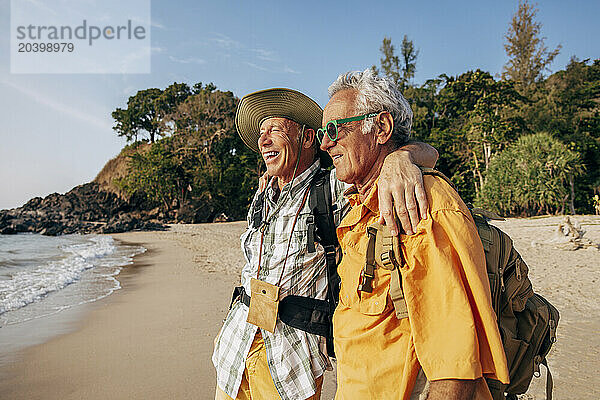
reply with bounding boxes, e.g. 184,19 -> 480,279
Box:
0,234 -> 145,322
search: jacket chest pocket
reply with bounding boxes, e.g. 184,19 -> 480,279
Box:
358,270 -> 391,315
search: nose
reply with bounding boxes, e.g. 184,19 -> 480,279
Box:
319,131 -> 335,152
258,131 -> 272,149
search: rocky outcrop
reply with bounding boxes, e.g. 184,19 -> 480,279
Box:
550,216 -> 600,250
0,182 -> 166,236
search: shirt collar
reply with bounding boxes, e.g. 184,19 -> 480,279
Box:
267,159 -> 321,202
343,178 -> 380,215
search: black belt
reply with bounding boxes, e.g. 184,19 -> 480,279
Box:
230,286 -> 251,309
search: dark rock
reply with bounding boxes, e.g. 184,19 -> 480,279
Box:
0,226 -> 15,234
38,222 -> 63,236
11,218 -> 35,233
1,182 -> 172,236
213,213 -> 230,223
176,204 -> 197,223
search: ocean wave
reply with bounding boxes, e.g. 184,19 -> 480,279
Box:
0,235 -> 144,316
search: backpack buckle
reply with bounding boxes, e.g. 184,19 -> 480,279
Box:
380,249 -> 399,270
307,215 -> 316,253
358,267 -> 375,293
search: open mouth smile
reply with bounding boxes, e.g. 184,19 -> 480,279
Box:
263,151 -> 280,161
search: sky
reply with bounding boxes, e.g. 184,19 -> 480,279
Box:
1,0 -> 599,210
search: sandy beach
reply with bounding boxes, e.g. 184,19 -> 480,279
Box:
0,216 -> 598,399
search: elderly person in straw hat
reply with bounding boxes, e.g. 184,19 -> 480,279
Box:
212,88 -> 438,400
319,70 -> 509,399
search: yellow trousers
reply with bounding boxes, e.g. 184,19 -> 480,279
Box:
215,332 -> 323,400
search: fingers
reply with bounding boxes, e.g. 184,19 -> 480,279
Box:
415,179 -> 429,219
394,189 -> 414,236
378,153 -> 430,235
318,337 -> 334,371
378,191 -> 398,236
402,186 -> 420,235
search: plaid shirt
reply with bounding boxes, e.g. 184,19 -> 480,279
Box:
212,160 -> 348,400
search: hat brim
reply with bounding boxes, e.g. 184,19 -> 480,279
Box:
235,88 -> 332,168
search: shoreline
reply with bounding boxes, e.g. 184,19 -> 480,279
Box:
0,234 -> 145,368
0,227 -> 241,399
0,218 -> 598,399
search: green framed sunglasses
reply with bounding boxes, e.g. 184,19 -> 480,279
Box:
316,112 -> 379,144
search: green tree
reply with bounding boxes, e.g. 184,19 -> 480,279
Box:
530,58 -> 600,212
374,36 -> 418,91
116,136 -> 198,210
117,83 -> 263,220
376,37 -> 401,88
112,83 -> 192,143
477,132 -> 583,216
466,74 -> 526,192
400,35 -> 418,86
112,88 -> 162,143
156,82 -> 192,134
502,1 -> 561,87
428,71 -> 525,198
166,83 -> 263,219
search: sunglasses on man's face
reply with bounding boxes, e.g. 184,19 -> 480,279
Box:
316,112 -> 379,144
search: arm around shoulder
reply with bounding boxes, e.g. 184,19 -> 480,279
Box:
399,141 -> 439,169
378,141 -> 438,235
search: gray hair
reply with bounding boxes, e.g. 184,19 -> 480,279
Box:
328,68 -> 413,147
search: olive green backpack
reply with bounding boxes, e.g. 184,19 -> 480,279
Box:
366,169 -> 560,400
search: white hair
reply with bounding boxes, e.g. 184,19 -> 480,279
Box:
328,68 -> 413,147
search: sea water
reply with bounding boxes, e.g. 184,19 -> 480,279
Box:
0,233 -> 145,363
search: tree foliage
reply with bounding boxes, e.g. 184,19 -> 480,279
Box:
115,137 -> 197,210
525,58 -> 600,211
502,1 -> 561,86
112,83 -> 192,143
374,36 -> 418,91
373,27 -> 598,215
400,35 -> 418,86
421,71 -> 526,199
114,83 -> 262,221
108,10 -> 599,221
476,133 -> 583,216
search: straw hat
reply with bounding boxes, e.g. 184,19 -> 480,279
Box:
235,88 -> 332,167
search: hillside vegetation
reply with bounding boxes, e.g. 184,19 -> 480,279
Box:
93,142 -> 151,197
106,2 -> 599,219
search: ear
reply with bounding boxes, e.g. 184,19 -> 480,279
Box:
303,128 -> 316,149
374,111 -> 394,145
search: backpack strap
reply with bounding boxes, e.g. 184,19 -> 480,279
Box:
420,167 -> 457,190
364,222 -> 409,320
542,358 -> 554,400
360,226 -> 377,293
308,169 -> 340,300
250,191 -> 265,230
307,168 -> 340,355
308,169 -> 338,247
362,168 -> 499,321
472,213 -> 493,252
389,269 -> 408,319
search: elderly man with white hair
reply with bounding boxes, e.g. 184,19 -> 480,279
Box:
319,70 -> 510,400
213,87 -> 438,400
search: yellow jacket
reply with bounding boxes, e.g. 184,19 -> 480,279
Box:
333,175 -> 509,399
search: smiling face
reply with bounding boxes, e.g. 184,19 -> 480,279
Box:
320,89 -> 380,186
258,117 -> 315,187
